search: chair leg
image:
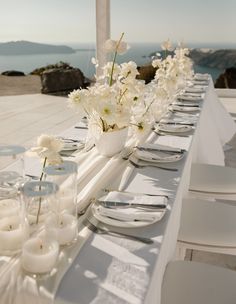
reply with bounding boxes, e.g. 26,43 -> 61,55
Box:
175,242 -> 187,260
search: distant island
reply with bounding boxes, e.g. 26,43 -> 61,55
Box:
149,48 -> 236,70
0,41 -> 75,55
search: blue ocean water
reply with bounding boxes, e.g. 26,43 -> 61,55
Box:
0,42 -> 235,81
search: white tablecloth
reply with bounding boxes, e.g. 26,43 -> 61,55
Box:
56,80 -> 235,304
1,80 -> 236,304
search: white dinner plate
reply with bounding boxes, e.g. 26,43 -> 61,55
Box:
91,202 -> 166,228
158,123 -> 193,133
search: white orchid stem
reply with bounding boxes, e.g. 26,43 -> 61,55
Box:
109,32 -> 124,86
36,157 -> 47,225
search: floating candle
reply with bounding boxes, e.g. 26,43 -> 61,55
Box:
0,215 -> 28,255
21,237 -> 59,274
45,213 -> 78,245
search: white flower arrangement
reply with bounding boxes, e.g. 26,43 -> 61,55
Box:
68,33 -> 144,134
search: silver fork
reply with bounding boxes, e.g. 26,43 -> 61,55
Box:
83,217 -> 153,244
129,159 -> 178,172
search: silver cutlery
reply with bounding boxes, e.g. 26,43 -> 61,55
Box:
159,121 -> 194,126
25,174 -> 39,180
153,129 -> 190,137
103,188 -> 169,198
129,159 -> 178,172
98,200 -> 167,209
74,126 -> 88,130
83,217 -> 154,244
136,145 -> 185,154
171,103 -> 200,108
60,137 -> 82,143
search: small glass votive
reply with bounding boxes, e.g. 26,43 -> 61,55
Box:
21,181 -> 59,231
0,145 -> 26,197
0,193 -> 29,256
21,234 -> 59,275
43,161 -> 78,246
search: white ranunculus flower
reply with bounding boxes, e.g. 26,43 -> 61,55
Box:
104,39 -> 129,55
28,134 -> 63,165
161,39 -> 173,51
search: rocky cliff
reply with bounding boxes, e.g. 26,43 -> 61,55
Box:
188,48 -> 236,69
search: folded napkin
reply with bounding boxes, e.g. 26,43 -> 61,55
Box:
134,149 -> 182,163
177,95 -> 203,102
194,73 -> 209,81
158,123 -> 192,133
96,191 -> 167,222
62,141 -> 84,151
137,142 -> 183,153
185,86 -> 206,94
171,105 -> 199,112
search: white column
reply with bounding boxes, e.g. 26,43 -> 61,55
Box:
96,0 -> 110,78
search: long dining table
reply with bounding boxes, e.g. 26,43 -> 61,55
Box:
1,77 -> 236,304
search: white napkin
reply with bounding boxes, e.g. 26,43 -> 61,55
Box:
177,95 -> 203,102
185,87 -> 206,94
155,134 -> 192,151
134,149 -> 182,163
158,124 -> 192,133
61,141 -> 84,151
137,143 -> 183,153
171,105 -> 199,112
194,73 -> 209,80
96,191 -> 167,222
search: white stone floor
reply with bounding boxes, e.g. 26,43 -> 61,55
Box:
0,94 -> 78,169
0,91 -> 236,270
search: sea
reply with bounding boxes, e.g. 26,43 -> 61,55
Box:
0,42 -> 236,81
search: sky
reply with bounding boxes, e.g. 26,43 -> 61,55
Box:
0,0 -> 235,45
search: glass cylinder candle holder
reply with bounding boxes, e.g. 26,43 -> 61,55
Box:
21,181 -> 59,231
21,234 -> 59,275
0,193 -> 29,256
43,161 -> 78,246
0,145 -> 26,198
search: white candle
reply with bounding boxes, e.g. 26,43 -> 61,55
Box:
22,237 -> 59,274
0,215 -> 29,255
58,188 -> 75,213
0,199 -> 19,218
45,213 -> 78,245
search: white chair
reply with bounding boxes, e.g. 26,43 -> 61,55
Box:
177,197 -> 236,259
162,261 -> 236,304
189,163 -> 236,200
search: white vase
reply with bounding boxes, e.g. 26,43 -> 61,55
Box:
95,127 -> 128,157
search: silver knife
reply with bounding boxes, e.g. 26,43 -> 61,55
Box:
98,200 -> 167,209
160,122 -> 194,126
137,146 -> 185,154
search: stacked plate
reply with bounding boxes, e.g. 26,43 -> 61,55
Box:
91,190 -> 168,227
